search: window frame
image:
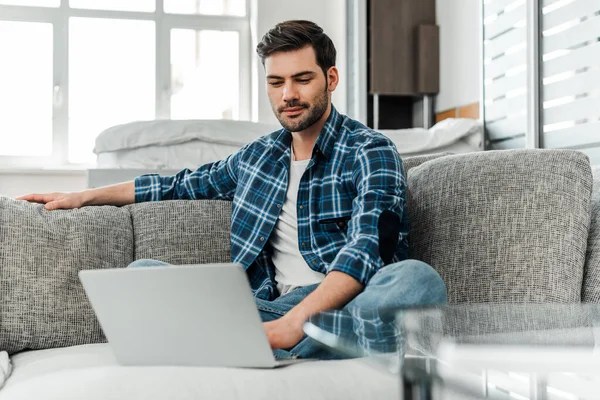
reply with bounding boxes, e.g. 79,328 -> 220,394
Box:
0,0 -> 251,168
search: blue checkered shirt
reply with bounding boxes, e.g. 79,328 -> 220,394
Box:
135,106 -> 409,301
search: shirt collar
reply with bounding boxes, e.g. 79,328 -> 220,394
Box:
271,105 -> 342,162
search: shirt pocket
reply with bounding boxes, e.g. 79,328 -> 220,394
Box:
318,214 -> 352,233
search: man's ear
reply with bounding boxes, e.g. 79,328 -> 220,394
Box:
326,66 -> 339,92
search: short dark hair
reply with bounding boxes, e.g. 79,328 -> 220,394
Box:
256,20 -> 337,77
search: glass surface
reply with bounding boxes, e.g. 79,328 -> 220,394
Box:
0,21 -> 53,156
164,0 -> 246,16
0,0 -> 59,6
69,17 -> 155,164
69,0 -> 155,12
170,29 -> 239,120
305,304 -> 600,399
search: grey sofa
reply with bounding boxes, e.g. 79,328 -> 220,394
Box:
0,149 -> 598,400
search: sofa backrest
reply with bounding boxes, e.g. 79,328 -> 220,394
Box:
406,149 -> 593,303
582,166 -> 600,302
126,200 -> 232,265
0,198 -> 134,354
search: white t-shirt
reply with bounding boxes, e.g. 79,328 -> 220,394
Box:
270,152 -> 326,295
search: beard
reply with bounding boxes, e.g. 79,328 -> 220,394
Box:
272,85 -> 329,132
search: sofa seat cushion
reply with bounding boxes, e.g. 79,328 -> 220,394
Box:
0,198 -> 134,355
1,344 -> 398,400
407,149 -> 593,303
583,165 -> 600,301
128,200 -> 232,265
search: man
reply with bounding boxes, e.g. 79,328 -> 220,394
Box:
18,20 -> 447,359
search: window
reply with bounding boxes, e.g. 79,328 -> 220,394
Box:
0,21 -> 53,157
0,0 -> 250,166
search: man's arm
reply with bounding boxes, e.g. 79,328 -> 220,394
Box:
265,138 -> 407,349
16,181 -> 135,210
264,271 -> 363,349
17,146 -> 247,210
133,149 -> 244,203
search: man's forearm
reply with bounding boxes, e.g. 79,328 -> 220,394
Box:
82,181 -> 136,207
285,271 -> 364,326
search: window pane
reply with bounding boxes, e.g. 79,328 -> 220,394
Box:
164,0 -> 245,16
69,18 -> 155,164
171,29 -> 239,120
69,0 -> 155,12
0,0 -> 59,6
0,21 -> 53,156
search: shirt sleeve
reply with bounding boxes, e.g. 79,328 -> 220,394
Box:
327,138 -> 407,285
134,147 -> 244,203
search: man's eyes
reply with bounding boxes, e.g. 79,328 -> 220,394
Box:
268,79 -> 311,86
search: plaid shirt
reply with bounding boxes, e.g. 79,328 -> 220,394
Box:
135,106 -> 409,301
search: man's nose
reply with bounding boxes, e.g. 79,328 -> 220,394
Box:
282,82 -> 299,103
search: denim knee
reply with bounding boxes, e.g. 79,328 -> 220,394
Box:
127,259 -> 170,268
366,259 -> 448,306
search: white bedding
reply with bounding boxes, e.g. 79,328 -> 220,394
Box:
94,118 -> 483,170
0,344 -> 398,400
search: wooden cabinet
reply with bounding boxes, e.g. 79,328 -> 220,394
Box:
366,0 -> 439,129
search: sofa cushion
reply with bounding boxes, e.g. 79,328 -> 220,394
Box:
3,344 -> 398,400
582,165 -> 600,301
128,200 -> 231,265
0,198 -> 134,355
407,149 -> 593,303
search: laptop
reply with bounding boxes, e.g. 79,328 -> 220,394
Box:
79,263 -> 304,368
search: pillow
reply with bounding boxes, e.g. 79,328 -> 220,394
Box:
128,200 -> 232,265
407,149 -> 593,303
379,118 -> 482,154
0,198 -> 134,354
94,120 -> 281,154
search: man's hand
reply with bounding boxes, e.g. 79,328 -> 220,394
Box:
263,315 -> 305,350
16,192 -> 88,211
15,181 -> 136,209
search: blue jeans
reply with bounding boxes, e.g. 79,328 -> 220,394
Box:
127,259 -> 447,360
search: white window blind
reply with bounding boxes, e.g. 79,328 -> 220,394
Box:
541,0 -> 600,163
483,0 -> 600,164
483,0 -> 528,150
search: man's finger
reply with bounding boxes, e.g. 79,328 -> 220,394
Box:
16,193 -> 40,201
45,201 -> 61,210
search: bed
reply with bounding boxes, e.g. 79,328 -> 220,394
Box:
88,118 -> 483,188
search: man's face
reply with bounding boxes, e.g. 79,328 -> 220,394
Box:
265,46 -> 335,132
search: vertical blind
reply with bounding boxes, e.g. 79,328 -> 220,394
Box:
483,0 -> 600,163
483,0 -> 528,150
541,0 -> 600,163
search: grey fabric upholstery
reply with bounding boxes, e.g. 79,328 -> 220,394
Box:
406,149 -> 593,303
583,166 -> 600,301
128,200 -> 232,265
402,152 -> 452,174
0,197 -> 133,355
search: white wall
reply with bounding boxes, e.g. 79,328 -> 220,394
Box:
0,171 -> 87,199
435,0 -> 481,112
251,0 -> 347,124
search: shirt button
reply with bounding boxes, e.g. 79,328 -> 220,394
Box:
301,242 -> 307,247
338,222 -> 345,228
299,205 -> 304,210
260,237 -> 265,241
311,260 -> 317,265
276,204 -> 281,209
